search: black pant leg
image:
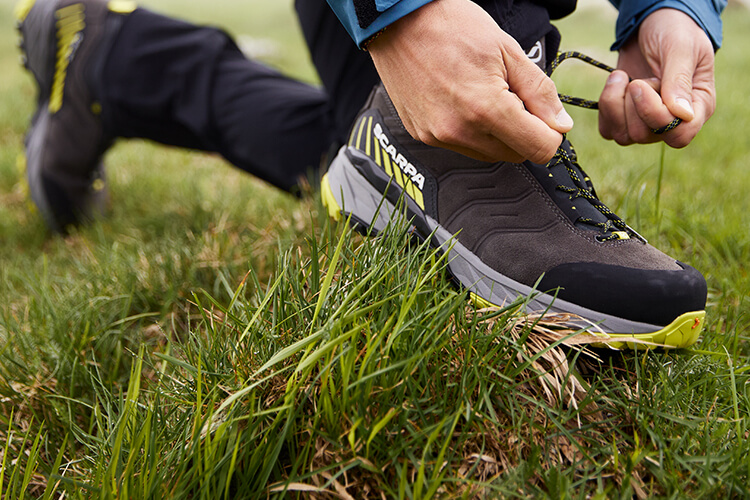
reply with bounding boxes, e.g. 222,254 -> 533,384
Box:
101,8 -> 335,192
294,0 -> 380,145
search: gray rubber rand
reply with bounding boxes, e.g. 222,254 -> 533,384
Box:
326,146 -> 664,335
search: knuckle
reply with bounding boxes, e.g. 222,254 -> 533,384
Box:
613,132 -> 633,146
405,120 -> 431,145
598,117 -> 615,140
533,76 -> 558,97
429,120 -> 459,146
629,127 -> 652,144
665,132 -> 692,149
673,72 -> 694,91
527,140 -> 558,164
522,76 -> 559,108
414,127 -> 436,146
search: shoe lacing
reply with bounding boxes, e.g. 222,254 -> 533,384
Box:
546,140 -> 646,242
545,51 -> 656,243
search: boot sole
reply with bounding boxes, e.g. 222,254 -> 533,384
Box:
322,145 -> 705,349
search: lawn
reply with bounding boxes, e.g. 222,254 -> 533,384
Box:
1,0 -> 749,498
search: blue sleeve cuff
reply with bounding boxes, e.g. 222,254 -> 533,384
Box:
610,0 -> 727,50
326,0 -> 434,47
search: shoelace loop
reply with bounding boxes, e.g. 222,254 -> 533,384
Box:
551,51 -> 682,135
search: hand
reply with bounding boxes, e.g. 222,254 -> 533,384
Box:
598,8 -> 716,147
367,0 -> 573,164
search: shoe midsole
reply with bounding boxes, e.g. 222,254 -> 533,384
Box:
325,145 -> 668,335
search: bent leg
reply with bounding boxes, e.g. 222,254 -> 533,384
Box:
295,0 -> 380,144
102,7 -> 335,192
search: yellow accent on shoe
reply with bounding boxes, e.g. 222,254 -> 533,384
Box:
320,174 -> 342,222
411,188 -> 424,210
404,179 -> 416,200
15,0 -> 36,22
108,0 -> 137,13
354,117 -> 366,151
49,3 -> 85,113
613,231 -> 630,240
602,310 -> 705,350
364,116 -> 372,156
373,135 -> 382,166
469,291 -> 705,350
382,151 -> 393,177
391,163 -> 405,188
470,293 -> 497,310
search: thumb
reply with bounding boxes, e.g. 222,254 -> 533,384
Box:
659,52 -> 697,122
504,43 -> 574,134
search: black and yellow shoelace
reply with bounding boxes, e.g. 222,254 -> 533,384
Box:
545,51 -> 657,243
551,51 -> 682,135
545,144 -> 645,242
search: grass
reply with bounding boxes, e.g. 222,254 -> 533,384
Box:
1,0 -> 749,498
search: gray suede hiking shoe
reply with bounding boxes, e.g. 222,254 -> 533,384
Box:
16,0 -> 134,233
321,84 -> 707,348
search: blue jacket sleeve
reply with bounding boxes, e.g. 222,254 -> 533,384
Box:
609,0 -> 727,50
326,0 -> 435,47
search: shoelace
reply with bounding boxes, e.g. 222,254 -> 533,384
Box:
546,143 -> 647,242
551,51 -> 682,135
545,51 -> 653,243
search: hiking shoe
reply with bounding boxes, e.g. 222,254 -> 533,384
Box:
16,0 -> 134,233
321,84 -> 707,348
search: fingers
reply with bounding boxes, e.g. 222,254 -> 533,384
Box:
644,12 -> 705,123
410,87 -> 564,164
627,79 -> 676,143
368,0 -> 569,164
397,33 -> 568,164
482,39 -> 569,163
610,8 -> 717,148
598,70 -> 629,144
599,72 -> 695,147
505,45 -> 574,135
486,87 -> 565,163
652,23 -> 715,147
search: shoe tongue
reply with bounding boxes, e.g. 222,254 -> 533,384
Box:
546,141 -> 616,233
525,36 -> 546,72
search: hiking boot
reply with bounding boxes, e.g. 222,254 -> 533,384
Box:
321,83 -> 707,348
16,0 -> 135,233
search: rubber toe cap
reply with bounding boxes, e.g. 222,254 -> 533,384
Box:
538,261 -> 707,326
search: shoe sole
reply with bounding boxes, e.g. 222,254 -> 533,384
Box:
321,146 -> 705,349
